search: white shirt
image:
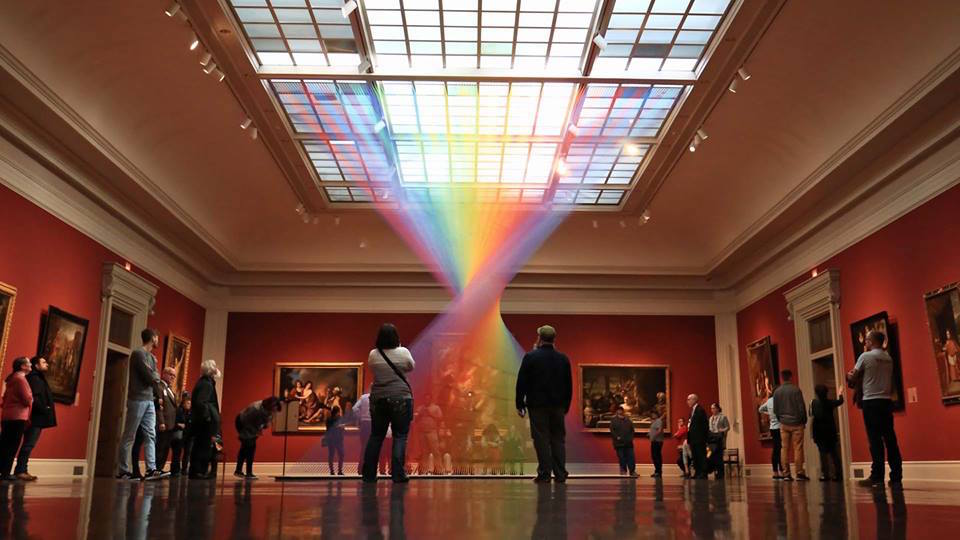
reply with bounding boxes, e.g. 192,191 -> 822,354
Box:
354,393 -> 371,423
759,396 -> 780,430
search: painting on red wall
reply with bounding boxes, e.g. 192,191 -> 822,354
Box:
0,281 -> 17,376
849,311 -> 905,410
746,337 -> 778,440
274,362 -> 362,432
923,284 -> 960,405
163,333 -> 191,400
580,364 -> 670,433
36,306 -> 89,404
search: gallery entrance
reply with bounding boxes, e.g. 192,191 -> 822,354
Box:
93,347 -> 131,477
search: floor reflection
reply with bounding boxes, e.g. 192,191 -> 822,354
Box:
0,476 -> 955,539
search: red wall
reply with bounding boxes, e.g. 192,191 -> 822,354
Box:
223,312 -> 717,464
737,182 -> 960,464
0,184 -> 206,460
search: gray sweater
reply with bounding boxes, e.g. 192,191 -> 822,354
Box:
368,347 -> 415,400
127,348 -> 160,402
773,382 -> 807,426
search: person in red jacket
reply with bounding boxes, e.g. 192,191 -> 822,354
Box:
674,417 -> 691,477
0,357 -> 34,480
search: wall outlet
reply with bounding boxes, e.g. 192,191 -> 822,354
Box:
73,466 -> 85,476
907,387 -> 918,403
854,469 -> 865,478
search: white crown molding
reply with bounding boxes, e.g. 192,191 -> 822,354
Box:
708,46 -> 960,276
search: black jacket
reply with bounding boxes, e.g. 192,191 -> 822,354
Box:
26,371 -> 56,428
609,415 -> 635,448
191,375 -> 220,435
515,344 -> 573,413
810,395 -> 844,445
687,404 -> 709,446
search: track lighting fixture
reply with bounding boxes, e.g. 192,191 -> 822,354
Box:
640,210 -> 651,224
250,127 -> 258,140
341,0 -> 358,18
295,203 -> 305,214
214,69 -> 225,82
592,34 -> 607,50
240,117 -> 252,130
729,67 -> 751,93
592,220 -> 599,229
689,133 -> 702,152
728,77 -> 739,93
199,51 -> 212,66
357,59 -> 372,74
189,32 -> 200,51
164,2 -> 181,17
696,128 -> 708,141
202,62 -> 217,75
737,67 -> 751,80
619,220 -> 627,229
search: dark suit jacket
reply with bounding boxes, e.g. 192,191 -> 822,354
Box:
157,381 -> 178,430
26,371 -> 56,428
515,344 -> 573,413
191,375 -> 221,436
687,404 -> 709,446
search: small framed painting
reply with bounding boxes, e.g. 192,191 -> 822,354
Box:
163,333 -> 191,399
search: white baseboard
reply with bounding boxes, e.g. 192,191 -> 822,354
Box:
743,461 -> 960,483
22,459 -> 87,478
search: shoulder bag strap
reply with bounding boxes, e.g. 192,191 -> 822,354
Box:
377,348 -> 412,391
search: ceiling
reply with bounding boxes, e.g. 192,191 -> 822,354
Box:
0,0 -> 958,289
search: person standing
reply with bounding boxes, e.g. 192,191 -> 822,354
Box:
686,394 -> 709,479
234,397 -> 280,479
758,390 -> 783,479
848,330 -> 902,487
810,385 -> 844,481
116,329 -> 167,480
0,357 -> 33,480
516,325 -> 573,484
609,406 -> 636,477
14,356 -> 56,481
649,410 -> 664,478
361,323 -> 416,483
325,406 -> 346,476
177,393 -> 193,475
708,403 -> 730,479
155,367 -> 179,473
189,360 -> 221,479
674,418 -> 691,477
353,391 -> 371,474
773,370 -> 809,481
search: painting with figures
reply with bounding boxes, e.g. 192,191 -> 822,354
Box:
0,281 -> 16,375
924,284 -> 960,405
747,337 -> 778,440
580,364 -> 670,433
275,362 -> 362,432
850,311 -> 905,410
163,334 -> 191,400
36,306 -> 89,404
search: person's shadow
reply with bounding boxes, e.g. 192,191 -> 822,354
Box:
360,483 -> 407,539
531,483 -> 567,539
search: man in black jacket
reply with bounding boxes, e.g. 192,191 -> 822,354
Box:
189,359 -> 221,479
516,325 -> 572,483
686,394 -> 709,479
13,356 -> 56,481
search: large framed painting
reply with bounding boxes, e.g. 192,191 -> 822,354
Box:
850,311 -> 906,410
0,281 -> 16,376
36,306 -> 89,404
923,283 -> 960,405
274,362 -> 362,432
580,364 -> 670,433
163,333 -> 191,400
747,337 -> 779,440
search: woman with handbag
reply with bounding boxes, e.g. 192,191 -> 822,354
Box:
361,323 -> 416,483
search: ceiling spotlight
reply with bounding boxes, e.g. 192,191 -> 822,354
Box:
619,220 -> 627,229
625,144 -> 640,156
737,67 -> 751,80
359,238 -> 368,249
202,61 -> 217,75
374,119 -> 386,133
213,69 -> 226,82
555,159 -> 569,176
250,127 -> 258,140
592,220 -> 599,229
689,134 -> 702,152
199,51 -> 213,66
295,203 -> 305,214
164,2 -> 181,17
341,0 -> 358,18
334,216 -> 341,226
357,59 -> 372,74
641,209 -> 651,224
696,128 -> 708,141
592,34 -> 607,50
728,77 -> 739,93
301,213 -> 310,223
240,117 -> 252,130
189,33 -> 200,51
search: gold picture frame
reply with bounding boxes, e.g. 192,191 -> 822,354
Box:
0,281 -> 17,376
274,362 -> 363,432
579,363 -> 671,434
163,333 -> 192,400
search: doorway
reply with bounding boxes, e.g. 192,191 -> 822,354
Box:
94,348 -> 130,477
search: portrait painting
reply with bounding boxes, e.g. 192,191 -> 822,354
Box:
850,311 -> 905,410
747,337 -> 778,440
163,334 -> 191,400
580,364 -> 670,433
36,306 -> 89,404
0,281 -> 16,376
274,362 -> 362,432
923,284 -> 960,405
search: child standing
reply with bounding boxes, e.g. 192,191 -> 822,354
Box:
609,406 -> 637,477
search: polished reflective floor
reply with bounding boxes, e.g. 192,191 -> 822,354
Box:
1,476 -> 958,539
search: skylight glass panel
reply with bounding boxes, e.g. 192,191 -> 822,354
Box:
228,0 -> 360,67
363,0 -> 602,71
303,140 -> 394,182
573,84 -> 684,138
559,143 -> 650,186
593,0 -> 730,74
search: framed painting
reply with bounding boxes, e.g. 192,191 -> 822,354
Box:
0,281 -> 16,376
36,306 -> 89,404
923,283 -> 960,405
274,362 -> 362,432
579,364 -> 670,433
163,333 -> 191,400
747,337 -> 779,440
850,311 -> 906,410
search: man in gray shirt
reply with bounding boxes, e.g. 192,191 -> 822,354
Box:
773,370 -> 809,481
648,411 -> 665,478
116,328 -> 166,480
849,330 -> 902,487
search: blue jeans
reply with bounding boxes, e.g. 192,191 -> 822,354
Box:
118,400 -> 156,473
615,445 -> 635,474
362,397 -> 412,481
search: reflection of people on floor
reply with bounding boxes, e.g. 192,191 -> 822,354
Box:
872,480 -> 907,540
532,484 -> 567,540
229,480 -> 253,539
